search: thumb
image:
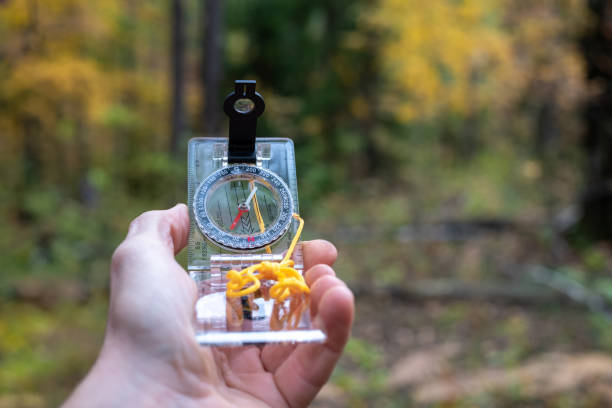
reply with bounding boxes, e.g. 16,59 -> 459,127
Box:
125,203 -> 190,255
108,203 -> 195,339
110,203 -> 193,306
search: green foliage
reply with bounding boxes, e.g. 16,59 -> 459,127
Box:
331,338 -> 388,405
0,299 -> 106,405
589,314 -> 612,352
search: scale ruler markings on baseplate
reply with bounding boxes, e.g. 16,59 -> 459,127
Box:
286,145 -> 299,214
187,147 -> 197,263
286,145 -> 298,243
189,145 -> 212,265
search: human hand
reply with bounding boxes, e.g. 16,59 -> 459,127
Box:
63,204 -> 354,408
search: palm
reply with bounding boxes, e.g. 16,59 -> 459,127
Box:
206,346 -> 299,407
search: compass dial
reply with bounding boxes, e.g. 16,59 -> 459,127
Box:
193,164 -> 294,251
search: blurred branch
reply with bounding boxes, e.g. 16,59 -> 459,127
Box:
350,266 -> 612,321
350,279 -> 566,305
324,218 -> 524,245
529,265 -> 612,322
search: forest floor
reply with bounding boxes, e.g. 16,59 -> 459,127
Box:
314,296 -> 612,407
3,206 -> 612,407
310,214 -> 612,407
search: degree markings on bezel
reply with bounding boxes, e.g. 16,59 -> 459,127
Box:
193,164 -> 294,251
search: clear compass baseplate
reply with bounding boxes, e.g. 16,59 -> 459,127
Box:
187,137 -> 325,347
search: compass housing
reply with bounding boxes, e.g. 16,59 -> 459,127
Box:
193,164 -> 294,251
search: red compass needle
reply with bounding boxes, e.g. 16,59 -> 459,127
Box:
230,208 -> 247,230
229,187 -> 257,231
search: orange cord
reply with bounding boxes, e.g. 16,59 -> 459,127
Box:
225,214 -> 308,301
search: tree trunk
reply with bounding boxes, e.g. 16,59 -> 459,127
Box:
169,0 -> 186,156
579,0 -> 612,240
201,0 -> 224,136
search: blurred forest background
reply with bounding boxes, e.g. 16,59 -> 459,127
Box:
2,0 -> 612,406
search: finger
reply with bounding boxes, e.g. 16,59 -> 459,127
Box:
262,265 -> 335,373
304,263 -> 336,287
274,280 -> 354,407
110,203 -> 193,309
261,344 -> 296,373
302,240 -> 337,271
125,203 -> 189,255
316,284 -> 354,351
307,272 -> 343,318
220,346 -> 265,373
262,276 -> 345,374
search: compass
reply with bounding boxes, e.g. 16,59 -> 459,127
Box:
193,164 -> 294,251
187,80 -> 325,347
191,80 -> 294,252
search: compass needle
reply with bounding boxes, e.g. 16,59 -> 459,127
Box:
244,185 -> 258,207
229,209 -> 246,231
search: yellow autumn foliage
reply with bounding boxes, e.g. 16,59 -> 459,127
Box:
0,0 -> 171,183
0,0 -> 121,59
6,57 -> 108,127
369,0 -> 586,122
